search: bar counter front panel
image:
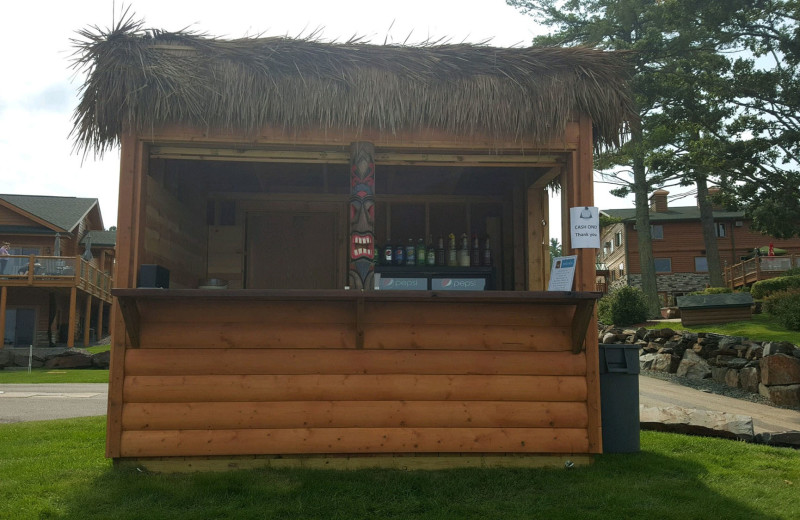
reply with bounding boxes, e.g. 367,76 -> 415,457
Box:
112,289 -> 601,458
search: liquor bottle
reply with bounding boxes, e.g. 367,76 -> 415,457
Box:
435,235 -> 446,266
447,233 -> 458,266
470,234 -> 481,267
382,240 -> 393,265
406,238 -> 416,266
426,236 -> 436,266
482,235 -> 492,266
394,243 -> 405,265
458,233 -> 470,267
416,238 -> 426,266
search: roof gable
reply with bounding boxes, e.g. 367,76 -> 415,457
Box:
0,194 -> 100,233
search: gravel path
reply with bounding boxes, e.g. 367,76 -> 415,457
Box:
641,369 -> 786,408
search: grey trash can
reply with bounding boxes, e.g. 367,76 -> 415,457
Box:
599,344 -> 640,453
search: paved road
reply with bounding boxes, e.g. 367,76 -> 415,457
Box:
1,379 -> 799,435
639,376 -> 800,434
0,383 -> 108,423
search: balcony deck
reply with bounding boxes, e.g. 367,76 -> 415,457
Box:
724,254 -> 800,289
0,255 -> 112,303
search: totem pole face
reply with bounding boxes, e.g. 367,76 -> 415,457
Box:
348,147 -> 376,290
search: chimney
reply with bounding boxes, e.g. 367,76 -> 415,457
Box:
649,190 -> 669,212
702,186 -> 724,210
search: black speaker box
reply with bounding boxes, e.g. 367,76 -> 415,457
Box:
137,264 -> 170,288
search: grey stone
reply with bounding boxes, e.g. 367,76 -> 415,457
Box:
602,333 -> 619,344
659,328 -> 675,338
676,350 -> 711,379
652,353 -> 680,373
640,353 -> 657,371
724,369 -> 740,388
712,366 -> 728,384
721,357 -> 749,370
91,350 -> 111,369
754,431 -> 800,448
44,350 -> 93,369
739,367 -> 760,393
635,327 -> 648,340
758,383 -> 800,408
745,344 -> 764,360
640,405 -> 754,442
763,341 -> 796,357
643,342 -> 660,354
718,336 -> 746,351
760,354 -> 800,386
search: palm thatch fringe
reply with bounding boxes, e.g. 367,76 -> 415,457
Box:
71,16 -> 635,155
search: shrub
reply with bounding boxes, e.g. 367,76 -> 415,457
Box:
598,286 -> 648,326
763,289 -> 800,331
785,266 -> 800,277
751,275 -> 800,299
688,287 -> 733,296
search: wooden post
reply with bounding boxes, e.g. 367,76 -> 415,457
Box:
526,186 -> 550,290
67,286 -> 77,348
84,295 -> 93,347
0,286 -> 6,349
97,301 -> 104,341
107,133 -> 148,458
348,142 -> 376,291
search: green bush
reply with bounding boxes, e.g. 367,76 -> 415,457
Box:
688,287 -> 733,296
785,266 -> 800,276
751,275 -> 800,299
762,289 -> 800,331
598,286 -> 648,326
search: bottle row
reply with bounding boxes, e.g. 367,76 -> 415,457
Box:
381,233 -> 492,267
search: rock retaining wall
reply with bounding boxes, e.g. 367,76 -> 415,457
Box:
600,325 -> 800,409
0,348 -> 109,370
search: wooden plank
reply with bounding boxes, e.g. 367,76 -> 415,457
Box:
123,374 -> 588,403
83,294 -> 92,348
117,297 -> 141,348
67,286 -> 77,348
122,454 -> 595,473
137,300 -> 353,324
570,300 -> 595,354
139,322 -> 356,349
119,427 -> 590,457
363,324 -> 572,350
527,185 -> 550,291
362,302 -> 574,327
124,349 -> 587,376
121,401 -> 589,430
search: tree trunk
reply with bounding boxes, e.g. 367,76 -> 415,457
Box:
696,176 -> 725,287
631,122 -> 662,318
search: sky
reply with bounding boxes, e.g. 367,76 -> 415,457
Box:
0,0 -> 640,240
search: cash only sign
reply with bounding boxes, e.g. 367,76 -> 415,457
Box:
548,206 -> 601,291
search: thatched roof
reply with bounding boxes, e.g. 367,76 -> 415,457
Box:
71,17 -> 635,155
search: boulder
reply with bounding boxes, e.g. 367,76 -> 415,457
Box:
745,344 -> 764,360
92,350 -> 111,369
14,351 -> 45,368
640,405 -> 754,441
763,341 -> 796,357
718,336 -> 746,352
659,327 -> 675,338
640,353 -> 657,371
643,342 -> 660,354
0,349 -> 13,368
739,367 -> 760,393
44,350 -> 93,369
651,353 -> 680,373
758,383 -> 800,408
711,366 -> 728,385
720,357 -> 748,370
754,431 -> 800,448
602,332 -> 620,344
759,354 -> 800,386
676,350 -> 711,380
724,369 -> 740,388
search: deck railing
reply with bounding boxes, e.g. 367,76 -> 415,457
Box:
0,254 -> 112,302
724,254 -> 800,289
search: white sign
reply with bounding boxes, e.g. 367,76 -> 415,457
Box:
570,206 -> 601,249
548,255 -> 578,292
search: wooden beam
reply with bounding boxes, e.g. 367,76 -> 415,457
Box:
97,301 -> 104,341
0,286 -> 6,349
83,294 -> 92,348
527,185 -> 550,290
67,287 -> 77,348
530,166 -> 562,189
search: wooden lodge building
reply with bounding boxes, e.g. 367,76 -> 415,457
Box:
73,20 -> 635,469
0,194 -> 115,348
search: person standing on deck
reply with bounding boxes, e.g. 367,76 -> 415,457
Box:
0,241 -> 10,274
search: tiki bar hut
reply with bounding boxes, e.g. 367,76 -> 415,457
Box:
73,18 -> 634,470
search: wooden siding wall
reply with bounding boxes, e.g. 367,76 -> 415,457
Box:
116,297 -> 593,458
624,220 -> 800,274
143,180 -> 207,289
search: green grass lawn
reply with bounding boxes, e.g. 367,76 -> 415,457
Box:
0,368 -> 108,384
0,416 -> 798,519
648,313 -> 800,344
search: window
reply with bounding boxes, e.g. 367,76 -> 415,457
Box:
694,257 -> 708,272
619,262 -> 625,276
614,231 -> 623,247
654,258 -> 672,273
651,225 -> 664,239
716,222 -> 726,238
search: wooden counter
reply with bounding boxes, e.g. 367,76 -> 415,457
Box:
108,289 -> 602,462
